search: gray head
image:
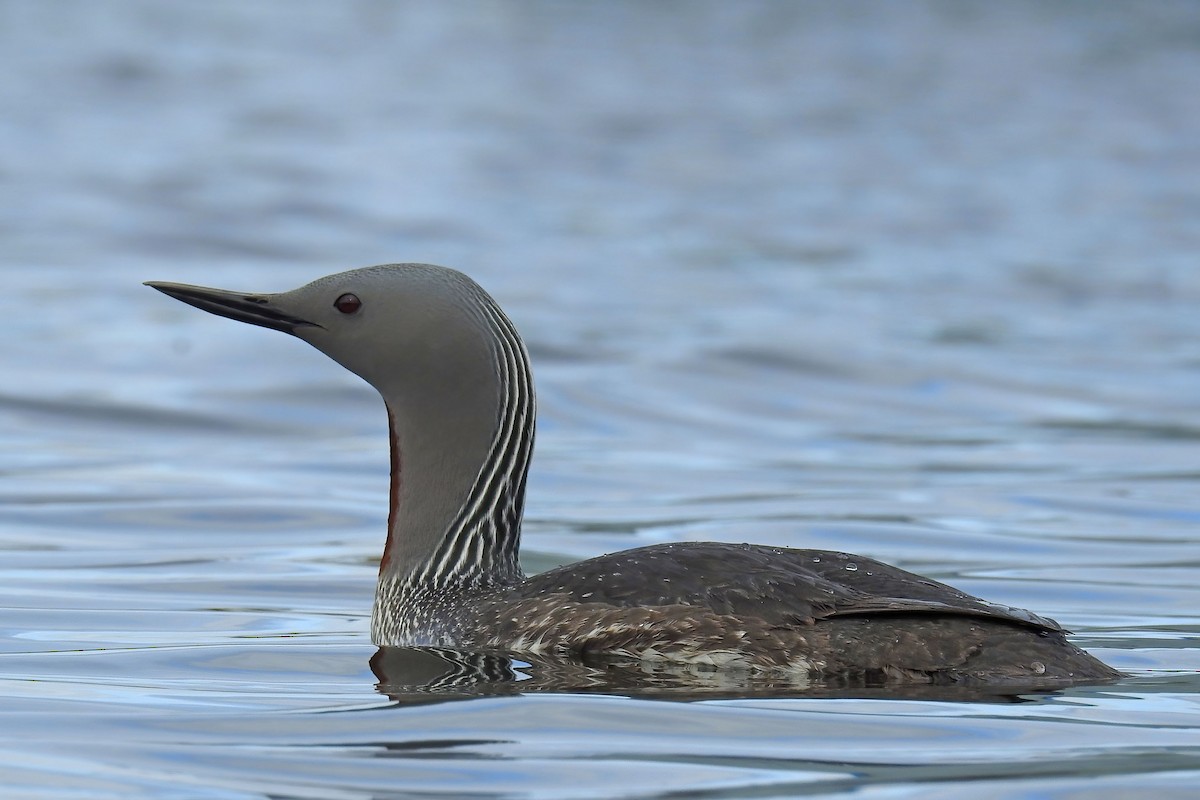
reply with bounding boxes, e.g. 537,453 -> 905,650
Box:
149,264 -> 509,400
147,264 -> 535,626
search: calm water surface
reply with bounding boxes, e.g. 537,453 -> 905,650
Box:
2,2 -> 1199,797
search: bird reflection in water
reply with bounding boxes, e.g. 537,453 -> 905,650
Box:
368,646 -> 1105,705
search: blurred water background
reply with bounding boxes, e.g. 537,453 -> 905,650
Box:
2,1 -> 1199,797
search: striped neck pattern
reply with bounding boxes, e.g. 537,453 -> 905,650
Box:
410,293 -> 535,590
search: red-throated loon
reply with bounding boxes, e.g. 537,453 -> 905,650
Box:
146,264 -> 1117,686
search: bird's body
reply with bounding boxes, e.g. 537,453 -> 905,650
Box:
376,541 -> 1110,684
147,264 -> 1118,687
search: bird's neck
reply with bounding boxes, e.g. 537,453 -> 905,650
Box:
371,311 -> 535,645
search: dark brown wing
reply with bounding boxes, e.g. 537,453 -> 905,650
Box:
518,541 -> 1063,633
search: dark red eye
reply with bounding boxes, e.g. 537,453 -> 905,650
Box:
334,293 -> 362,314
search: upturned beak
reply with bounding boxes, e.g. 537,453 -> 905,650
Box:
144,281 -> 320,334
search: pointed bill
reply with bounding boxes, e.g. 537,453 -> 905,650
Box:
144,281 -> 320,334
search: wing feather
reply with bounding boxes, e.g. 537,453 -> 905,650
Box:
517,542 -> 1062,633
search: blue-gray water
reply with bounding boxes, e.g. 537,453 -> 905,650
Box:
3,2 -> 1199,797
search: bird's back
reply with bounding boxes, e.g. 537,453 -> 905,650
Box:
469,542 -> 1118,685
